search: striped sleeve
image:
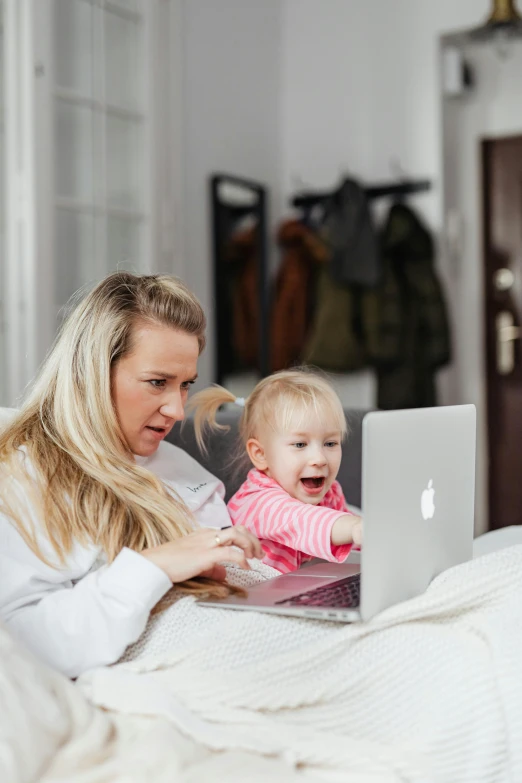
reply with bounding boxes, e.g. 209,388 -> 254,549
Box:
228,474 -> 352,565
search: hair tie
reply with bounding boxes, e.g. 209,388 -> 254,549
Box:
234,397 -> 246,408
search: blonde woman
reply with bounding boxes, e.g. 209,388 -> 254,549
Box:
0,272 -> 262,677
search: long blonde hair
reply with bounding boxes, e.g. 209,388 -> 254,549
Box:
188,368 -> 348,474
0,272 -> 234,602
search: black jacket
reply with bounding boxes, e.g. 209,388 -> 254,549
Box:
366,203 -> 451,408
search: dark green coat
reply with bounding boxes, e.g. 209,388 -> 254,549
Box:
303,203 -> 451,408
367,203 -> 451,409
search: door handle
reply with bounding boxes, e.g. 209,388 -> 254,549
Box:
496,310 -> 520,374
493,268 -> 515,292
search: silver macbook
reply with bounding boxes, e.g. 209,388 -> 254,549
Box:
200,405 -> 476,623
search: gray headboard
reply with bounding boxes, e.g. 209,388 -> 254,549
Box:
166,408 -> 368,507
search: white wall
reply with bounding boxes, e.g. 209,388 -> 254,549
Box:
280,0 -> 500,533
281,0 -> 490,228
180,0 -> 283,388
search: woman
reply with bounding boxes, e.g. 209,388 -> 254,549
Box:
0,272 -> 262,677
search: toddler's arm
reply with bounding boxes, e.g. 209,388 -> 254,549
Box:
331,514 -> 362,547
229,482 -> 354,562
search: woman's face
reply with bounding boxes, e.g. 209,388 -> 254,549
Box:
112,321 -> 199,457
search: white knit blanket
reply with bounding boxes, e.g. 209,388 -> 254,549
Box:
78,546 -> 522,783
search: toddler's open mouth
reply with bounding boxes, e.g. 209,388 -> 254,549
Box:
301,476 -> 326,494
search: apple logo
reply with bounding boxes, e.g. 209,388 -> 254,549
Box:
421,479 -> 435,520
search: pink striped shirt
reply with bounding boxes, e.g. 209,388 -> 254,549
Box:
227,469 -> 353,573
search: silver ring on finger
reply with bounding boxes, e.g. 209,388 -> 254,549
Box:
213,529 -> 232,547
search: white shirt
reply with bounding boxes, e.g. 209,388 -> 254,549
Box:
0,441 -> 231,678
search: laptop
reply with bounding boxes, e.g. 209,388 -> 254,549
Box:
200,405 -> 476,623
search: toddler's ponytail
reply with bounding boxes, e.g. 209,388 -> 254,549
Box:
186,385 -> 242,453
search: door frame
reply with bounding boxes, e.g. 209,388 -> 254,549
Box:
4,0 -> 54,405
481,133 -> 522,530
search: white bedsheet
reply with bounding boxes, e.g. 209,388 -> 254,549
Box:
3,541 -> 522,782
0,607 -> 318,783
77,546 -> 522,783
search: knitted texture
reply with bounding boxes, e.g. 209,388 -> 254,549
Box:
121,560 -> 279,662
81,547 -> 522,782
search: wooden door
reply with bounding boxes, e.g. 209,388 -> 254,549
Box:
483,135 -> 522,530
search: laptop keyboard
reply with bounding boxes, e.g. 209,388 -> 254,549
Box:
275,574 -> 361,609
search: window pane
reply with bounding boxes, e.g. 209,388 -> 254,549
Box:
54,0 -> 93,97
107,217 -> 143,270
55,100 -> 94,203
104,8 -> 144,110
55,210 -> 96,307
51,0 -> 149,328
105,115 -> 143,210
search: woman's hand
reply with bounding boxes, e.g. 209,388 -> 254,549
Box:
141,526 -> 264,584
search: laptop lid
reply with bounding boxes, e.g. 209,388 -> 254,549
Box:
359,405 -> 476,621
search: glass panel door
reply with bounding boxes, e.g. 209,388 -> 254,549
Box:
1,0 -> 170,403
52,0 -> 147,320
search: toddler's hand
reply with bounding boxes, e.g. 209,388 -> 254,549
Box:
350,516 -> 363,547
331,513 -> 363,546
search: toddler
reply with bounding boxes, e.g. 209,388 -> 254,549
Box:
189,369 -> 362,573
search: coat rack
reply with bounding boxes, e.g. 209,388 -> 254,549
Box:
291,177 -> 432,211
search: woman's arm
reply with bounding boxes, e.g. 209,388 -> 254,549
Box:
1,522 -> 262,678
1,545 -> 171,678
